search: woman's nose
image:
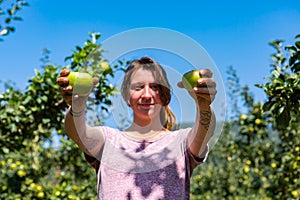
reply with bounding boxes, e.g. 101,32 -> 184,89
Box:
141,86 -> 152,98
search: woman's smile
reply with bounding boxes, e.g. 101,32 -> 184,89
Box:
138,103 -> 155,108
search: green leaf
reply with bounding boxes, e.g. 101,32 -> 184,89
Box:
295,41 -> 300,49
40,95 -> 48,102
7,26 -> 15,32
254,83 -> 263,88
263,101 -> 275,112
291,62 -> 300,73
42,118 -> 50,124
271,70 -> 280,78
34,68 -> 41,76
22,95 -> 32,104
273,78 -> 284,85
7,9 -> 14,16
75,46 -> 82,51
5,18 -> 11,23
2,147 -> 9,154
275,86 -> 284,91
13,16 -> 22,21
278,106 -> 285,115
276,107 -> 291,129
285,45 -> 297,52
289,54 -> 297,66
21,1 -> 29,6
269,40 -> 284,47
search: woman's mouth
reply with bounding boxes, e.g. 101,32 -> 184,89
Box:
138,103 -> 154,109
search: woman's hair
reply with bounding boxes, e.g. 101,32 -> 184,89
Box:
121,57 -> 177,130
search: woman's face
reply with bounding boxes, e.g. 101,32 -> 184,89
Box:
128,68 -> 163,122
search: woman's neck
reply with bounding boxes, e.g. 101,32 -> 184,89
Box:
123,113 -> 168,141
127,116 -> 164,133
125,123 -> 167,140
126,121 -> 165,133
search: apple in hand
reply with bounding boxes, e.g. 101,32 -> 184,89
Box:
67,72 -> 93,96
181,70 -> 203,90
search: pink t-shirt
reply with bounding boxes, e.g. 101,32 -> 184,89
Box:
84,126 -> 209,200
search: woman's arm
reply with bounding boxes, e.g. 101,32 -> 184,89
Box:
188,103 -> 216,157
179,69 -> 217,157
64,108 -> 105,157
57,69 -> 104,157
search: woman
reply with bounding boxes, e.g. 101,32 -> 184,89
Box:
57,57 -> 217,199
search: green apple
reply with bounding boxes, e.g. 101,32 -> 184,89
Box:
182,70 -> 202,90
100,61 -> 110,71
67,72 -> 93,96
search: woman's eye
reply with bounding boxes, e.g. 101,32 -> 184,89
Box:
150,84 -> 159,91
132,84 -> 143,90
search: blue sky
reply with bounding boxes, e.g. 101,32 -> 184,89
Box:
1,0 -> 300,125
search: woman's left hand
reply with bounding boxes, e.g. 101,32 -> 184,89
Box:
178,69 -> 217,109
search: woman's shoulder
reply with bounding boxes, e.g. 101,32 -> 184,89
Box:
98,125 -> 121,132
158,127 -> 192,142
97,126 -> 122,138
171,127 -> 192,134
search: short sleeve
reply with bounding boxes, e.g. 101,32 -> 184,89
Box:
187,144 -> 209,174
84,153 -> 100,172
83,126 -> 108,173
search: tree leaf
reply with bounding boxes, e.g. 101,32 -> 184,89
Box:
276,107 -> 291,129
263,101 -> 275,112
254,83 -> 263,88
295,41 -> 300,49
285,45 -> 297,52
271,70 -> 280,78
5,18 -> 11,23
13,16 -> 22,21
2,147 -> 9,154
291,62 -> 300,73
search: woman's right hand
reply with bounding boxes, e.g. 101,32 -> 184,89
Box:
56,69 -> 73,105
56,69 -> 98,112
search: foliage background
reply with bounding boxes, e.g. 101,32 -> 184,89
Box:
1,33 -> 299,199
0,2 -> 299,199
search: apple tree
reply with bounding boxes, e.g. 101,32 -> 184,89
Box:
190,66 -> 274,199
256,34 -> 300,199
190,34 -> 300,199
0,33 -> 122,199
